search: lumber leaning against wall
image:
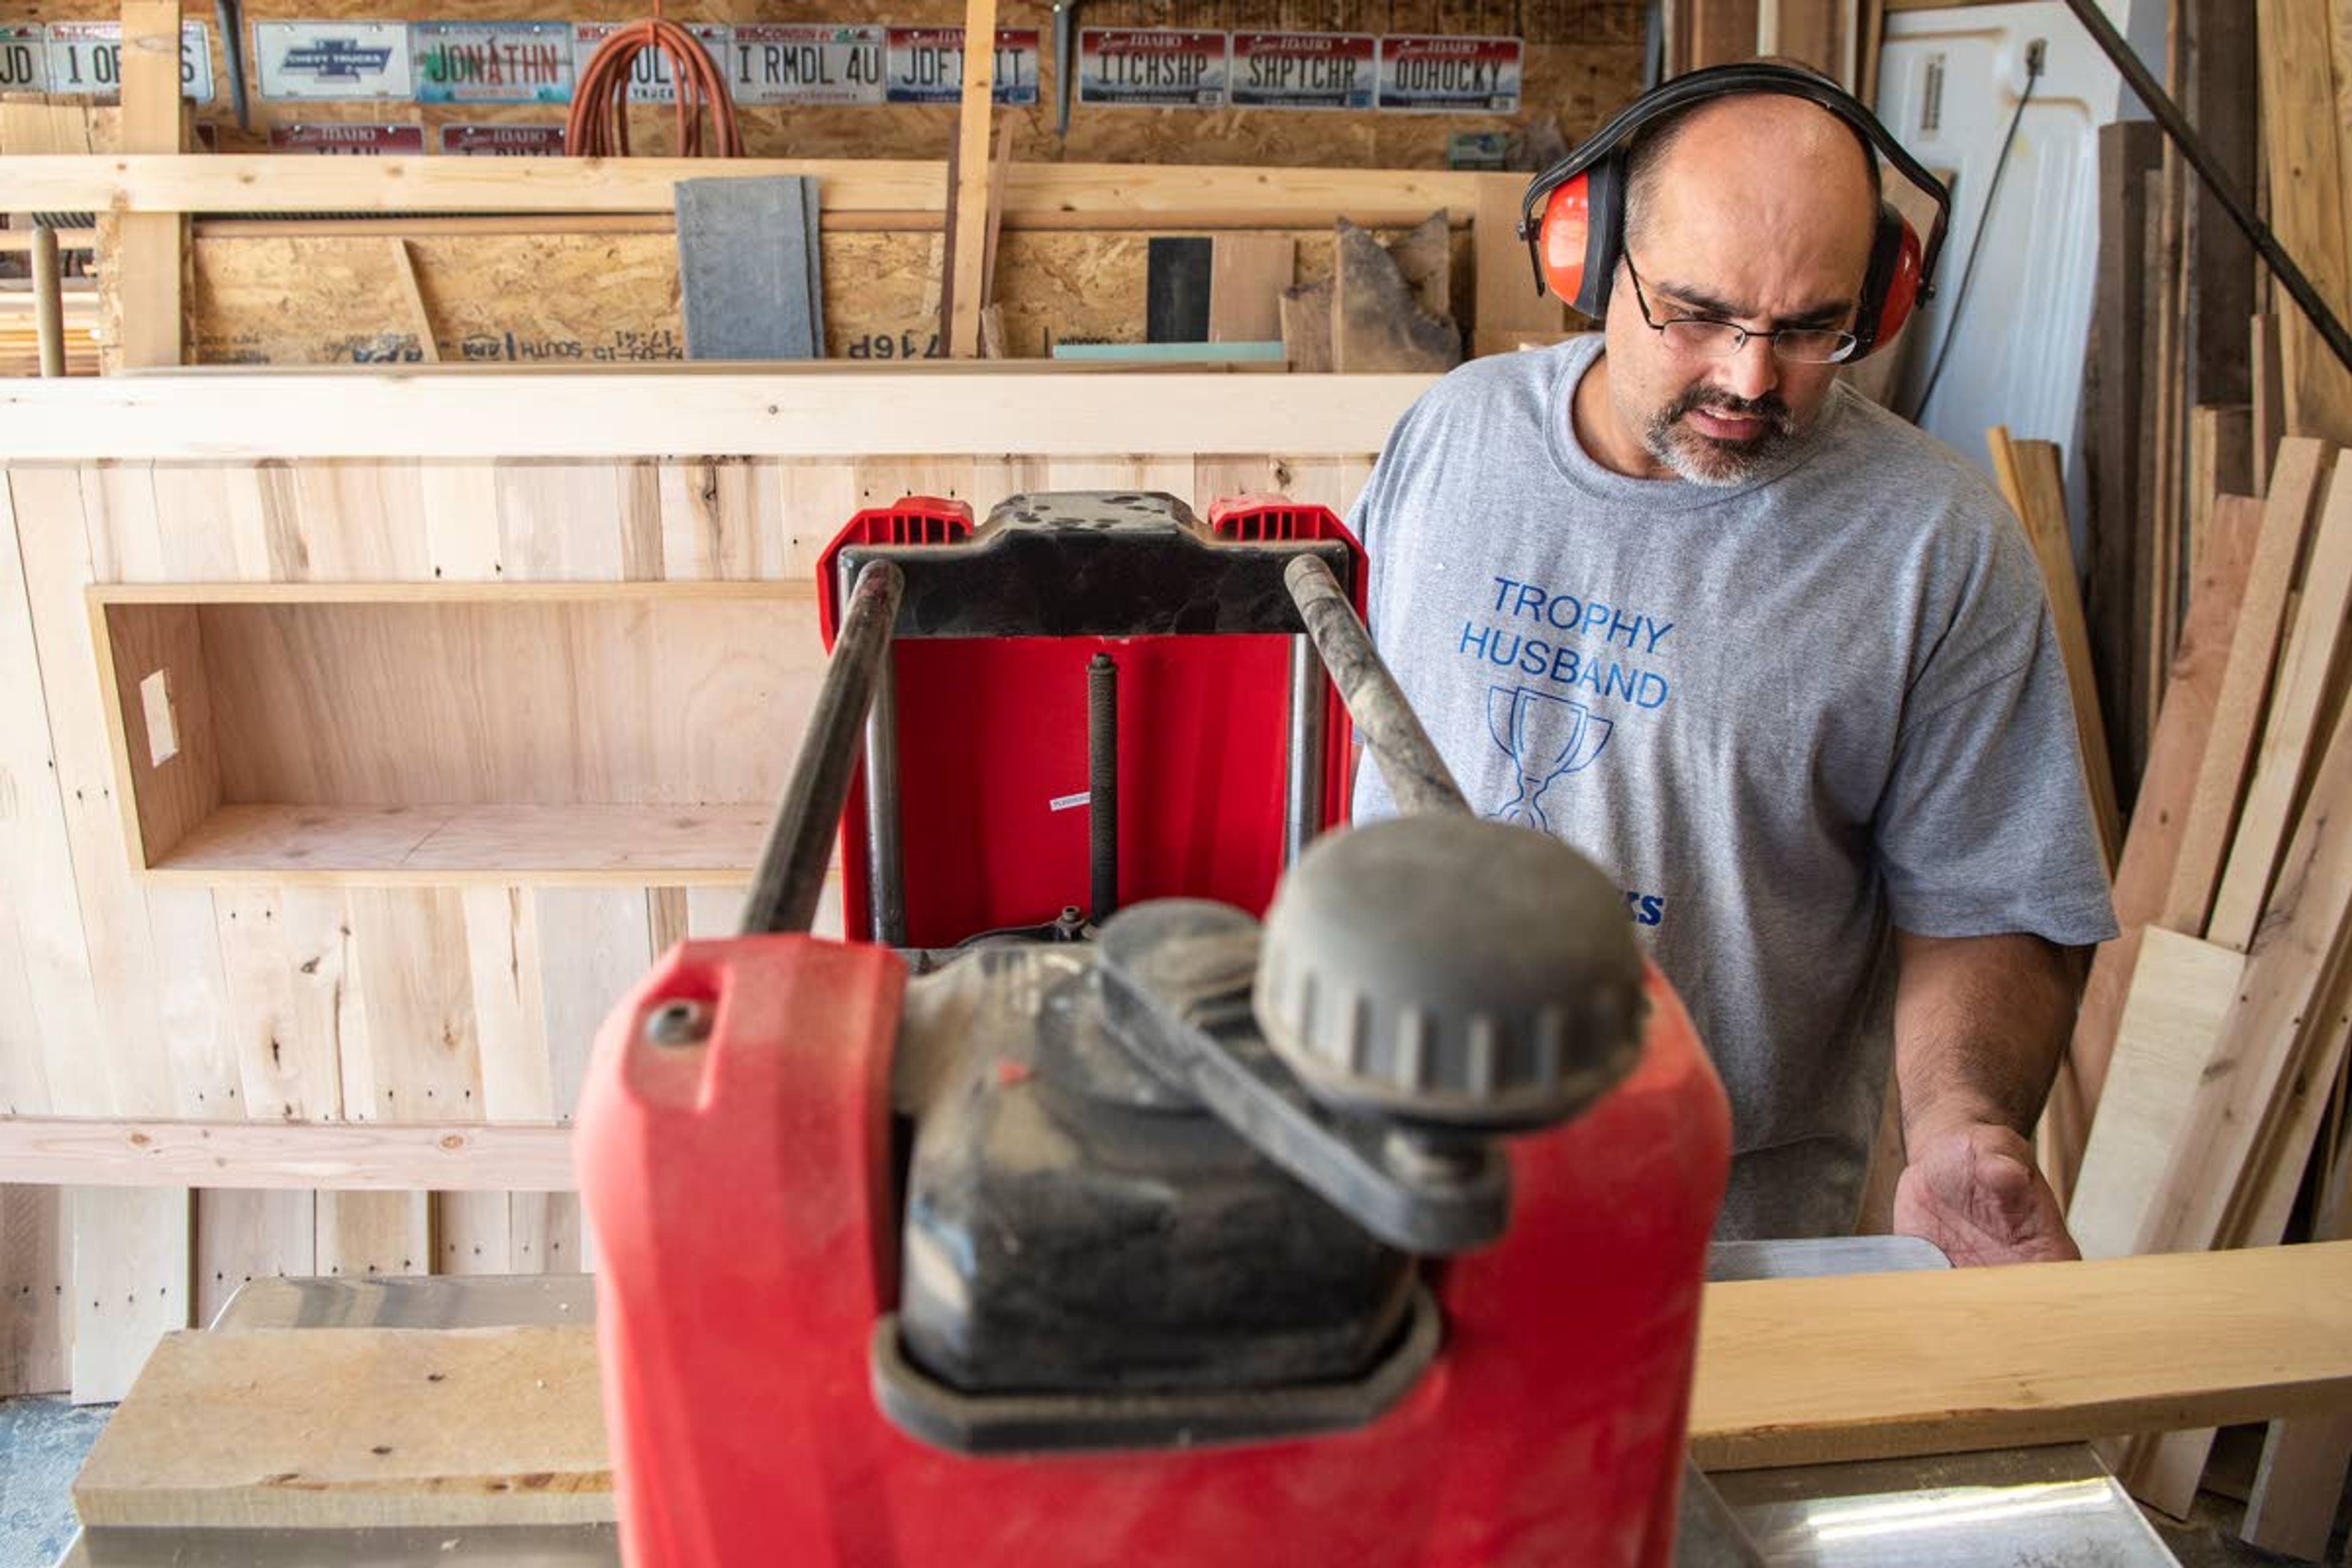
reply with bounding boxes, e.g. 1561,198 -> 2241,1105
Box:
0,371 -> 1411,1401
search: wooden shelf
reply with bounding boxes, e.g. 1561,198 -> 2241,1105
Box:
151,803 -> 774,887
91,583 -> 821,884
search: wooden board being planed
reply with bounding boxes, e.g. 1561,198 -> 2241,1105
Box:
74,1325 -> 609,1528
75,1243 -> 2352,1528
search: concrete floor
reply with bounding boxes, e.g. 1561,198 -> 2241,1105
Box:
0,1398 -> 108,1568
0,1395 -> 2341,1566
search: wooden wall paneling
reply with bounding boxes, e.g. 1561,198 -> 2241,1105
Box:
213,889 -> 347,1120
2256,0 -> 2352,448
2159,439 -> 2331,937
0,474 -> 107,1115
0,896 -> 50,1117
346,888 -> 483,1122
684,885 -> 749,939
496,462 -> 630,582
1044,458 -> 1199,496
2206,462 -> 2352,951
656,458 -> 790,582
511,1193 -> 586,1275
436,1192 -> 516,1275
315,1191 -> 431,1279
461,888 -> 554,1123
853,459 -> 984,518
96,602 -> 221,869
144,888 -> 242,1118
1,1186 -> 70,1395
193,1190 -> 316,1328
2067,927 -> 2247,1259
418,462 -> 505,583
148,464 -> 271,582
270,888 -> 369,1120
967,458 -> 1052,516
13,465 -> 177,1115
69,1186 -> 190,1403
279,462 -> 434,582
79,465 -> 168,586
531,889 -> 653,1123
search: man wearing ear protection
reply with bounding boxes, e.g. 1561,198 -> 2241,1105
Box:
1347,63 -> 2117,1264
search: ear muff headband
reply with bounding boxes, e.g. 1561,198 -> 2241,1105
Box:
1518,62 -> 1951,360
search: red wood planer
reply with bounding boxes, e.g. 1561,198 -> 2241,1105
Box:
577,492 -> 1733,1566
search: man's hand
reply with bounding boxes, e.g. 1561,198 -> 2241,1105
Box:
1893,1121 -> 2079,1266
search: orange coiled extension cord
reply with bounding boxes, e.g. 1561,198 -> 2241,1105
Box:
565,1 -> 742,158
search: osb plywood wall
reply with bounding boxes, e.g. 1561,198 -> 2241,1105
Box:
0,447 -> 1376,1400
188,224 -> 1471,364
8,0 -> 1646,165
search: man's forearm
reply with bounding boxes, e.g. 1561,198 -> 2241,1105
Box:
1890,930 -> 2082,1145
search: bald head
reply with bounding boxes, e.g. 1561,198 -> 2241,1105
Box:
1624,92 -> 1882,264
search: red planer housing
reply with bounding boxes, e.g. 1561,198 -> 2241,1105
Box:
578,492 -> 1732,1567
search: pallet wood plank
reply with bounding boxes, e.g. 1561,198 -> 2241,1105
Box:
2160,439 -> 2331,937
68,1186 -> 189,1404
0,473 -> 110,1115
2061,494 -> 2264,1166
2256,0 -> 2352,448
2135,697 -> 2352,1259
1,1186 -> 71,1394
194,1189 -> 316,1329
347,889 -> 483,1123
2068,928 -> 2247,1259
2207,462 -> 2352,949
316,1191 -> 430,1280
1987,429 -> 2123,865
943,0 -> 1000,359
0,1118 -> 573,1190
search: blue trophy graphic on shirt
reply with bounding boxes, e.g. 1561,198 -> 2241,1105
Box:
1488,685 -> 1613,831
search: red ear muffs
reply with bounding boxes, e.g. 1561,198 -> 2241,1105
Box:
1535,157 -> 1626,322
1852,208 -> 1924,359
1517,62 -> 1949,359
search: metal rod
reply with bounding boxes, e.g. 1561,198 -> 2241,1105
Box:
863,645 -> 907,946
32,227 -> 66,380
1087,652 -> 1118,921
1284,634 -> 1327,865
739,559 -> 905,937
1283,556 -> 1468,817
2057,0 -> 2352,378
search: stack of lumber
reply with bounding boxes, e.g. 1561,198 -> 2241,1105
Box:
2059,437 -> 2352,1545
0,282 -> 100,377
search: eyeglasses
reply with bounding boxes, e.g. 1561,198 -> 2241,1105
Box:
1623,255 -> 1859,366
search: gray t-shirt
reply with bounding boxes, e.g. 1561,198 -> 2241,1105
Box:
1348,336 -> 2117,1240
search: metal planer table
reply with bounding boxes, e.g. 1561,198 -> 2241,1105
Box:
56,1237 -> 2182,1567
